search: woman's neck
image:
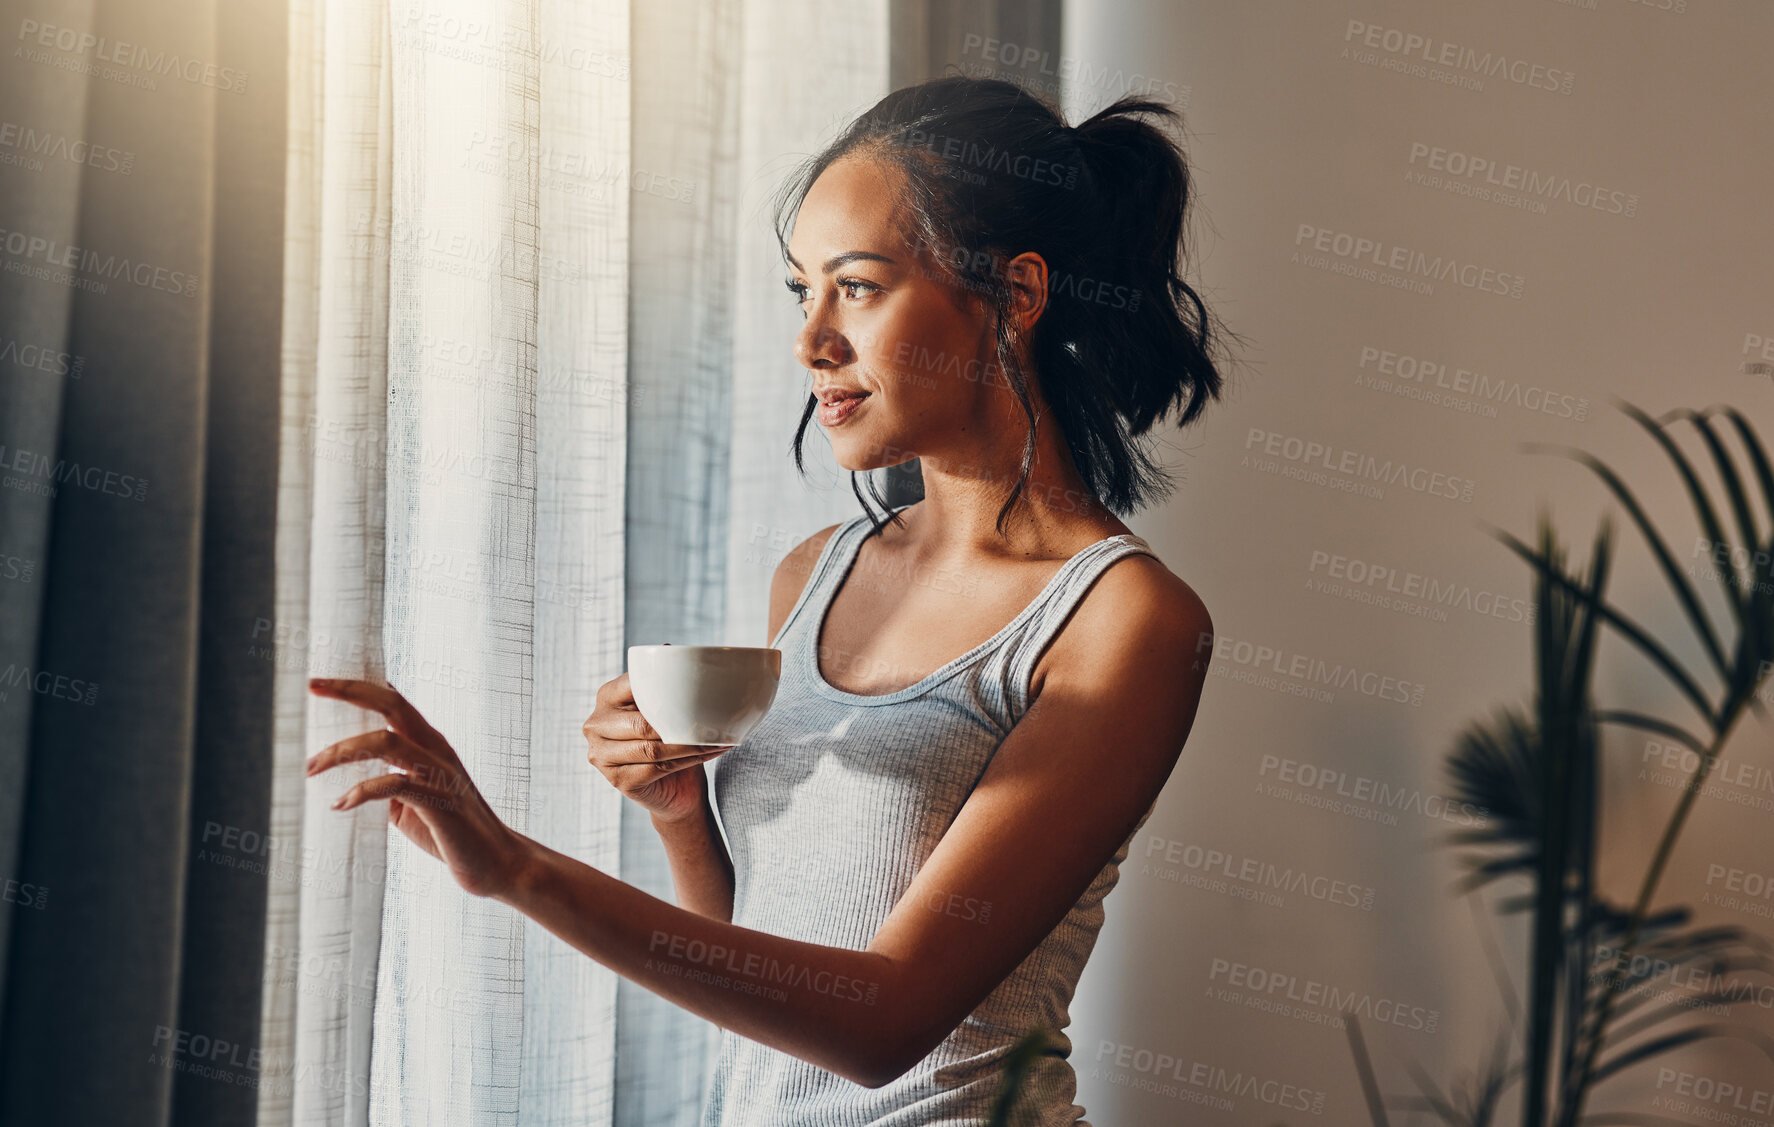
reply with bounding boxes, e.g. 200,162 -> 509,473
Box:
888,442 -> 1128,565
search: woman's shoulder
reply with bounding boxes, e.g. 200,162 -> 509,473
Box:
765,519 -> 852,646
1038,545 -> 1212,686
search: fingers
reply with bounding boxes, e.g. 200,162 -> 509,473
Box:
583,706 -> 658,745
600,749 -> 726,791
586,737 -> 724,770
308,678 -> 442,747
333,771 -> 456,814
307,727 -> 430,778
595,671 -> 635,710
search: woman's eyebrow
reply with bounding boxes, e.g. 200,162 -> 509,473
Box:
784,250 -> 897,274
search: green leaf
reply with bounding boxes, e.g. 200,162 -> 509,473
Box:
1521,440 -> 1728,682
1487,524 -> 1714,724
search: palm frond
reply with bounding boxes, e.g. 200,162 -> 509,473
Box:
1351,404 -> 1774,1127
1444,704 -> 1540,851
1344,1012 -> 1393,1127
1590,1022 -> 1774,1083
1519,440 -> 1728,680
1485,523 -> 1715,725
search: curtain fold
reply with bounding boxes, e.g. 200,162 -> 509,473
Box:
0,0 -> 288,1124
2,1 -> 889,1123
722,0 -> 892,651
513,0 -> 632,1122
617,0 -> 740,1120
257,0 -> 396,1122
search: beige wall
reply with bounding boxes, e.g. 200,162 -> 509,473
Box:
980,1 -> 1774,1120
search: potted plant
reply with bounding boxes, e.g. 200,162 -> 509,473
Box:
1344,400 -> 1774,1126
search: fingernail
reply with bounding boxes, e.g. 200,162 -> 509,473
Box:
331,795 -> 347,810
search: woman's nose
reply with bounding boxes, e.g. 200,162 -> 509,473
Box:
794,316 -> 852,370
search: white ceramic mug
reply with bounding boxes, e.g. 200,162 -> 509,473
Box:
625,644 -> 782,747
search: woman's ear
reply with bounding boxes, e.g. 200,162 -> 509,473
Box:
1004,252 -> 1049,336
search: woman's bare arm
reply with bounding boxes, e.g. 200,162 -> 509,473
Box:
501,555 -> 1210,1086
313,551 -> 1210,1090
650,786 -> 735,922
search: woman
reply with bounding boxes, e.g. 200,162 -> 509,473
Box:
308,75 -> 1233,1125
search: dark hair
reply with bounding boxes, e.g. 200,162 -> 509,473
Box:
775,74 -> 1238,539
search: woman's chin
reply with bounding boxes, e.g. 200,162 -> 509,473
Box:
827,431 -> 894,473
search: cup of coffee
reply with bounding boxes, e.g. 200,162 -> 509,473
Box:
626,645 -> 782,747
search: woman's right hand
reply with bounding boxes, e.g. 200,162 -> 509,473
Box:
582,672 -> 733,825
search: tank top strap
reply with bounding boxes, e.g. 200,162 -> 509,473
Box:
768,507 -> 903,651
1001,533 -> 1157,716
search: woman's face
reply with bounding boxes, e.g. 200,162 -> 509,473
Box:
785,154 -> 1042,474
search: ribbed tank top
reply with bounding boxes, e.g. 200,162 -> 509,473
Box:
701,502 -> 1161,1127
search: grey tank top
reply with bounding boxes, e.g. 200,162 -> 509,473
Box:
702,502 -> 1160,1127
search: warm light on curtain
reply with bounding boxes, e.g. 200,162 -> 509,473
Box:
260,1 -> 887,1124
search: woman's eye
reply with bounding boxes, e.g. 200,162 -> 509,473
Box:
783,278 -> 876,306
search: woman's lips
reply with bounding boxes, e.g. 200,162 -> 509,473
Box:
817,392 -> 869,427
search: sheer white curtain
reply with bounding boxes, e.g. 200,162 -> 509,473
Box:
259,2 -> 886,1126
260,0 -> 395,1122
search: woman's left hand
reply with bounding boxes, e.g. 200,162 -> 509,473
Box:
306,677 -> 529,899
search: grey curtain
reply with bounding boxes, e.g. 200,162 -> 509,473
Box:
0,0 -> 287,1123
